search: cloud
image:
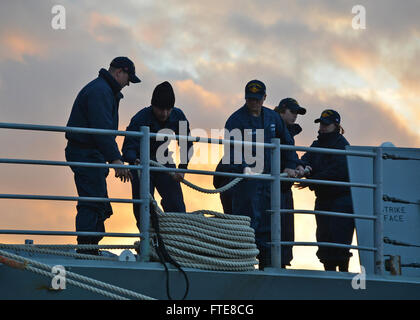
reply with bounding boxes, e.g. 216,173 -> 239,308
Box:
294,92 -> 420,149
88,12 -> 124,43
0,33 -> 46,62
0,1 -> 419,271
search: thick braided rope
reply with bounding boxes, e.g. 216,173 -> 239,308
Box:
150,233 -> 257,250
148,206 -> 259,271
0,244 -> 117,261
149,160 -> 242,194
152,225 -> 255,243
150,250 -> 256,271
0,249 -> 156,300
0,244 -> 138,250
156,238 -> 259,258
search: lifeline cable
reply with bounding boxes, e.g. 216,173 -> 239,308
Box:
401,263 -> 420,268
383,195 -> 420,206
383,153 -> 420,161
383,237 -> 420,248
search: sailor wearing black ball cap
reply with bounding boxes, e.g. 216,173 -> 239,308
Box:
65,56 -> 141,254
274,97 -> 307,267
299,109 -> 355,272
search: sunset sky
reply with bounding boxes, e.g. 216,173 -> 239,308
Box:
1,1 -> 419,272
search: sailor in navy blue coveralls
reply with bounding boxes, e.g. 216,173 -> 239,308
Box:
274,98 -> 307,267
213,160 -> 235,214
300,109 -> 355,272
122,81 -> 193,231
223,80 -> 298,269
65,57 -> 140,253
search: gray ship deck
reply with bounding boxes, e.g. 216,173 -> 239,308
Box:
1,255 -> 419,300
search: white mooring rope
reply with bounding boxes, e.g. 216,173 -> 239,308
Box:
0,249 -> 156,300
148,198 -> 259,271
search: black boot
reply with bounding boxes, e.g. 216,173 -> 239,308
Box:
338,260 -> 349,272
323,262 -> 337,271
76,239 -> 99,256
76,248 -> 99,255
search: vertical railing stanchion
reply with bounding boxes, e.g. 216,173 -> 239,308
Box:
270,138 -> 282,268
139,126 -> 150,262
373,147 -> 384,274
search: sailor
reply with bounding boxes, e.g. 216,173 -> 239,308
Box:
299,109 -> 355,272
65,57 -> 140,254
122,81 -> 193,231
274,98 -> 307,267
223,80 -> 298,269
213,160 -> 234,214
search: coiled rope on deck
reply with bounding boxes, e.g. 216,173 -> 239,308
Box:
148,198 -> 259,272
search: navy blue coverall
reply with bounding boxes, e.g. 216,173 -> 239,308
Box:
213,160 -> 234,215
281,123 -> 304,266
122,106 -> 193,231
301,131 -> 355,271
65,68 -> 123,246
224,105 -> 297,269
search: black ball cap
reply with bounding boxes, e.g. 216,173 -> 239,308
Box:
110,56 -> 141,83
151,81 -> 175,109
277,98 -> 306,115
314,109 -> 341,124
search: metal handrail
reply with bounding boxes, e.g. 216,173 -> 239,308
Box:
0,122 -> 377,156
0,230 -> 142,238
277,209 -> 377,220
0,122 -> 383,274
0,122 -> 144,138
0,158 -> 142,170
0,194 -> 144,204
279,241 -> 377,252
281,176 -> 376,188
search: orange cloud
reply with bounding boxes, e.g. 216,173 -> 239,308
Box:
332,44 -> 376,72
134,20 -> 171,49
0,33 -> 45,62
174,79 -> 225,110
88,12 -> 122,43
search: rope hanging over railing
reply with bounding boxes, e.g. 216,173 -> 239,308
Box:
150,160 -> 242,194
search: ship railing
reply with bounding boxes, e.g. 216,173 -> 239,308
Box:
0,122 -> 383,274
150,130 -> 383,274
